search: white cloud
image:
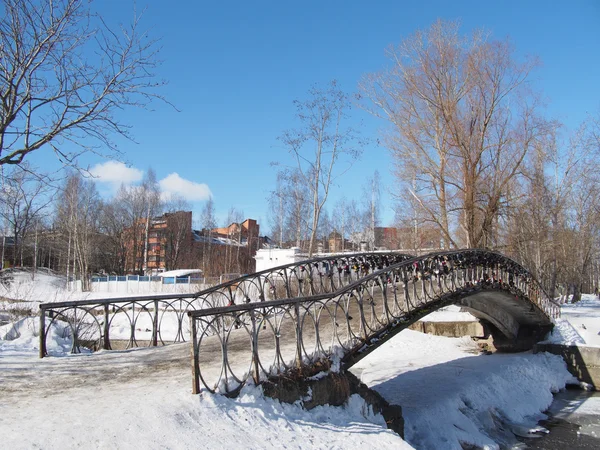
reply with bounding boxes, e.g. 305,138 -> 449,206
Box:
90,161 -> 143,186
159,173 -> 212,202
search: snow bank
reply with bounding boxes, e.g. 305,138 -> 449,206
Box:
542,318 -> 586,345
0,365 -> 410,450
352,330 -> 577,450
0,270 -> 72,303
0,316 -> 80,356
556,294 -> 600,347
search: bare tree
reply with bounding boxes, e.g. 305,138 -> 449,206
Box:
332,197 -> 349,251
162,197 -> 192,271
362,171 -> 381,250
0,0 -> 167,168
267,172 -> 287,248
199,197 -> 216,274
56,173 -> 101,290
98,199 -> 128,274
283,169 -> 310,249
0,164 -> 52,266
508,117 -> 600,299
279,80 -> 363,256
141,169 -> 162,272
346,199 -> 365,251
115,184 -> 146,273
224,207 -> 244,274
361,20 -> 551,248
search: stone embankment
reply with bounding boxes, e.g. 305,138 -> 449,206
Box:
262,362 -> 404,438
534,344 -> 600,390
408,320 -> 485,338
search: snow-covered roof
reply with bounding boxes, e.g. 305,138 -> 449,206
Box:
157,269 -> 203,278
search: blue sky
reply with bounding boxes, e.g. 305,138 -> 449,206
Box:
26,0 -> 600,232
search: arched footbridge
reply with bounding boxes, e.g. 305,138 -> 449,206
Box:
187,249 -> 560,395
37,249 -> 559,398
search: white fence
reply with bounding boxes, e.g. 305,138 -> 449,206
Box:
69,275 -> 214,294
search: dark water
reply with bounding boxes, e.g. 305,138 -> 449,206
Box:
518,388 -> 600,449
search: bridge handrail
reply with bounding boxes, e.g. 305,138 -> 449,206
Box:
188,248 -> 560,395
39,251 -> 411,310
39,251 -> 412,358
189,248 -> 560,319
178,250 -> 412,298
418,248 -> 562,310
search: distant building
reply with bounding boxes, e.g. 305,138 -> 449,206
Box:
125,211 -> 193,274
328,231 -> 344,253
124,213 -> 266,275
147,211 -> 193,272
211,219 -> 260,243
374,227 -> 399,250
254,247 -> 305,272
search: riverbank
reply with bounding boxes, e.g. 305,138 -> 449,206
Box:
520,388 -> 600,449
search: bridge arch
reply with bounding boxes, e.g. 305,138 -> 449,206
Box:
189,249 -> 560,395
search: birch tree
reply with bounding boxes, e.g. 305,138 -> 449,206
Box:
332,197 -> 350,252
141,169 -> 161,272
279,81 -> 362,256
268,172 -> 287,248
199,198 -> 216,274
56,173 -> 101,290
362,171 -> 381,250
0,164 -> 51,266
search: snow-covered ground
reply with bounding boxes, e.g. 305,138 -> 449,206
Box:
0,269 -> 205,304
1,273 -> 600,449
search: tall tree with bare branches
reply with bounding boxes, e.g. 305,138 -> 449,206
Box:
361,20 -> 551,248
279,81 -> 363,256
0,163 -> 51,266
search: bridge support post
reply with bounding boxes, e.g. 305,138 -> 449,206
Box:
251,310 -> 260,385
295,300 -> 303,369
190,316 -> 201,394
103,303 -> 111,350
152,299 -> 158,347
39,308 -> 46,358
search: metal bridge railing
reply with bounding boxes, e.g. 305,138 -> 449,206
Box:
188,249 -> 561,395
39,251 -> 412,357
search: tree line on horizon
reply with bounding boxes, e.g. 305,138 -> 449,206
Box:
0,166 -> 264,287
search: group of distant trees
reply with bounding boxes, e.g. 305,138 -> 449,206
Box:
0,164 -> 260,284
268,167 -> 384,253
1,2 -> 599,299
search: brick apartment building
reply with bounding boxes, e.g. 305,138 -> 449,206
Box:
124,211 -> 193,274
211,219 -> 260,243
124,212 -> 262,274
